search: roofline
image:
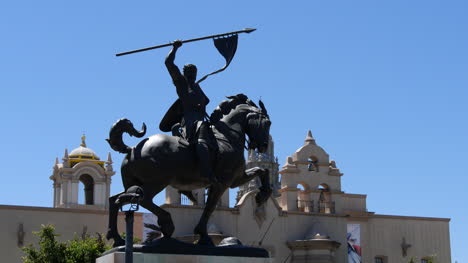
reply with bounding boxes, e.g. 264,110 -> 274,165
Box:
371,213 -> 450,222
0,204 -> 142,217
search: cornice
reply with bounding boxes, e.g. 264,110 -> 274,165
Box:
286,239 -> 341,250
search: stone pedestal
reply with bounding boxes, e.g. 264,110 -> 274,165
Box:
97,252 -> 272,263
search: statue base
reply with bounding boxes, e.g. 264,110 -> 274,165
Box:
97,252 -> 272,263
99,237 -> 270,262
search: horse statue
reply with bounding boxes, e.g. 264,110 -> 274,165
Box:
106,94 -> 272,246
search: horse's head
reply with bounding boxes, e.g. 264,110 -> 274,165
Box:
245,100 -> 271,153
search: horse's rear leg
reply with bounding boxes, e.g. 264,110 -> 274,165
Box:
194,185 -> 227,246
106,192 -> 125,247
140,186 -> 175,238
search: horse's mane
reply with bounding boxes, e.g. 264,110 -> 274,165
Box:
210,93 -> 257,124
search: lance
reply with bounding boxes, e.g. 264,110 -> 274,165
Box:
115,28 -> 256,57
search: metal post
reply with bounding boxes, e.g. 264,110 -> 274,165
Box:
125,211 -> 134,263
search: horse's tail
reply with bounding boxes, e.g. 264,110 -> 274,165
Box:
106,118 -> 147,154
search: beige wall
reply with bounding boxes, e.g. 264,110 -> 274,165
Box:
0,205 -> 142,263
356,215 -> 451,263
157,192 -> 450,263
342,194 -> 367,212
162,192 -> 349,263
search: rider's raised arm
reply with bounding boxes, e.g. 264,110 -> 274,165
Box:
165,41 -> 184,84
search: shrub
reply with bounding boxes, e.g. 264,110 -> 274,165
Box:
22,225 -> 109,263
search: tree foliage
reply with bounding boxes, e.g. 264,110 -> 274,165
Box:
22,225 -> 110,263
408,255 -> 437,263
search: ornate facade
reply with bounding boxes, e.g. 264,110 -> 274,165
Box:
159,130 -> 451,263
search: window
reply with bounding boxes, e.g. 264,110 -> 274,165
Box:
307,157 -> 318,171
296,183 -> 312,212
421,260 -> 428,263
375,256 -> 387,263
318,184 -> 334,214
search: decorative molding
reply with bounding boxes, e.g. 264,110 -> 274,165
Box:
0,204 -> 145,217
294,161 -> 329,167
342,193 -> 367,198
372,214 -> 450,222
17,223 -> 25,247
286,239 -> 341,251
160,203 -> 237,212
278,187 -> 299,193
401,237 -> 412,257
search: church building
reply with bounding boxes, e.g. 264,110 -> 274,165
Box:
0,133 -> 451,263
159,131 -> 451,263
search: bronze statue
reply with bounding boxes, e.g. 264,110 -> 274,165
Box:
161,40 -> 216,185
107,29 -> 271,249
106,94 -> 272,246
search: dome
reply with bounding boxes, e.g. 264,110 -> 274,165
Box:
69,146 -> 99,159
68,135 -> 100,160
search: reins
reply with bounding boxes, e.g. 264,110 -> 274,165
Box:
205,113 -> 249,151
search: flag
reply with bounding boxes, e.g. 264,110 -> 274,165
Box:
197,34 -> 239,84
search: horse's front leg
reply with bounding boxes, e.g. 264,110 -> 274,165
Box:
194,184 -> 227,246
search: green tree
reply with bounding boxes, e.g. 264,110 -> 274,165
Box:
22,225 -> 109,263
408,255 -> 438,263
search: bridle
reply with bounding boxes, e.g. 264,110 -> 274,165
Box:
205,106 -> 269,151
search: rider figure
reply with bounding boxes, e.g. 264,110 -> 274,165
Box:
164,40 -> 218,185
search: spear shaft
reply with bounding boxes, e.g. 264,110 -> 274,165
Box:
116,28 -> 256,57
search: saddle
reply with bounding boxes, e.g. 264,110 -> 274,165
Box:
171,122 -> 218,154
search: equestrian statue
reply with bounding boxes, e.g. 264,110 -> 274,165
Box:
106,34 -> 272,247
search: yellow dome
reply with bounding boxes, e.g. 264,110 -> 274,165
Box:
69,135 -> 100,160
69,146 -> 100,160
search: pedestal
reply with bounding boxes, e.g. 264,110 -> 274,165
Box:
97,252 -> 272,263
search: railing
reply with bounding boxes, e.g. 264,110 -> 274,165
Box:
180,194 -> 191,205
297,200 -> 314,212
318,201 -> 335,214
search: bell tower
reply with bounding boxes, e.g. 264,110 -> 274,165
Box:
50,136 -> 115,210
278,130 -> 344,213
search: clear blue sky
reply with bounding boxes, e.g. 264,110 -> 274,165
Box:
1,1 -> 466,262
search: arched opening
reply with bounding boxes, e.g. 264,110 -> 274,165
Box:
307,156 -> 319,172
296,183 -> 312,212
318,183 -> 334,214
78,174 -> 94,205
318,183 -> 329,191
